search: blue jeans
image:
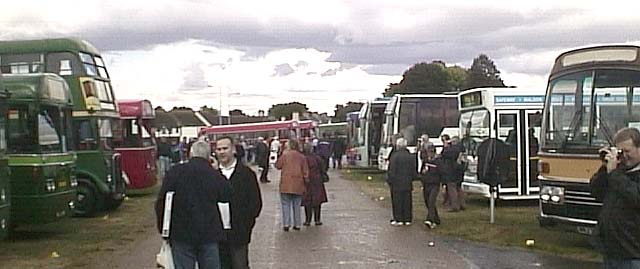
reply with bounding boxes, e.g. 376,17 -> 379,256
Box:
603,257 -> 640,269
280,193 -> 302,228
171,240 -> 221,269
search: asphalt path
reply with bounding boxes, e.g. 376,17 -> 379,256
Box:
89,165 -> 602,269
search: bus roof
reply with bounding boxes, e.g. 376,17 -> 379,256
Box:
2,73 -> 72,105
458,86 -> 545,110
118,99 -> 155,119
550,45 -> 640,77
199,119 -> 316,136
0,38 -> 100,55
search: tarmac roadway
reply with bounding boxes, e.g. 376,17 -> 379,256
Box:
91,166 -> 602,269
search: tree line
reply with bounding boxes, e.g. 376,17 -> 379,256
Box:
162,54 -> 505,122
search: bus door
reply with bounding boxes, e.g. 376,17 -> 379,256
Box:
495,109 -> 541,196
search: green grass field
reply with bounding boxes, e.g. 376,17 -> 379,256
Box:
341,168 -> 600,262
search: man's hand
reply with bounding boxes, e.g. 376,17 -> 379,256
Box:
601,147 -> 621,173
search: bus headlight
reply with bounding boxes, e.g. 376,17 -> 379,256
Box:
540,186 -> 564,204
70,176 -> 78,188
1,189 -> 5,202
107,174 -> 112,183
46,179 -> 56,192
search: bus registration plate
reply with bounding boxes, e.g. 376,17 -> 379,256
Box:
576,226 -> 594,235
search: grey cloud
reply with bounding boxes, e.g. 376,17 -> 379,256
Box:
273,63 -> 295,76
178,64 -> 208,92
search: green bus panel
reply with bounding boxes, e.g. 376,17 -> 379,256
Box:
9,154 -> 76,224
0,158 -> 9,240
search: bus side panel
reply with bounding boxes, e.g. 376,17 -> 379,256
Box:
9,161 -> 75,224
116,147 -> 158,189
0,158 -> 9,239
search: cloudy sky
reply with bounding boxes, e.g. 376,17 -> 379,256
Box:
2,0 -> 640,115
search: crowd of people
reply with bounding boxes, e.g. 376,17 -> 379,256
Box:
155,134 -> 334,268
386,133 -> 466,228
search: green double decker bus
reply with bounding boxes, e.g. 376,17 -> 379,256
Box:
0,77 -> 9,239
0,38 -> 125,216
4,73 -> 76,226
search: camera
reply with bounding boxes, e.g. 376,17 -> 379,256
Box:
599,147 -> 623,162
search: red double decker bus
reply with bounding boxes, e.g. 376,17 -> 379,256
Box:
115,99 -> 157,191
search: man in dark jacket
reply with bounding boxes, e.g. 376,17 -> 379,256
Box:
590,127 -> 640,268
255,137 -> 270,183
387,137 -> 417,226
155,140 -> 231,269
418,134 -> 440,228
215,136 -> 263,269
440,137 -> 465,212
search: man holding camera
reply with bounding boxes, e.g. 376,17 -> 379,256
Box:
590,127 -> 640,268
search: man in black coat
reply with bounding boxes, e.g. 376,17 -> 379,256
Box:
215,136 -> 263,269
387,137 -> 418,226
255,137 -> 270,183
590,127 -> 640,268
155,140 -> 231,269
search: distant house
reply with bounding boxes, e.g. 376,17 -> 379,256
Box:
154,108 -> 181,138
153,107 -> 208,139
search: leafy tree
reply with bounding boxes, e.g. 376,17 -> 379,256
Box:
199,105 -> 220,115
268,102 -> 309,120
465,54 -> 505,90
333,102 -> 363,122
447,65 -> 468,92
384,61 -> 462,96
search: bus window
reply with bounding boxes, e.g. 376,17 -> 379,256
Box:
593,70 -> 640,145
79,52 -> 97,76
0,116 -> 5,151
38,107 -> 63,153
76,119 -> 97,150
0,53 -> 41,74
46,52 -> 83,75
7,106 -> 37,153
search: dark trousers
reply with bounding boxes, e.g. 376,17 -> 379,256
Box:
332,154 -> 343,169
171,240 -> 220,269
445,182 -> 465,211
219,243 -> 249,269
423,183 -> 440,224
391,189 -> 412,222
259,165 -> 269,182
304,205 -> 322,223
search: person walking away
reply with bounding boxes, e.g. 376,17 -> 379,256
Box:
157,136 -> 172,179
301,143 -> 328,226
178,137 -> 188,162
590,127 -> 640,269
331,134 -> 346,169
275,139 -> 309,231
214,136 -> 262,269
155,141 -> 231,269
315,134 -> 332,171
387,138 -> 417,226
418,135 -> 441,228
255,137 -> 271,183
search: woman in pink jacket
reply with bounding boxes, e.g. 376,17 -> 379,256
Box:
275,139 -> 309,231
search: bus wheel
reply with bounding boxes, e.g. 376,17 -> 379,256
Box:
104,195 -> 124,211
74,181 -> 103,217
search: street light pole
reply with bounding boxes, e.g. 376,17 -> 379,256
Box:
219,87 -> 223,125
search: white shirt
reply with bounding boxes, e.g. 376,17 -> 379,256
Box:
217,159 -> 236,230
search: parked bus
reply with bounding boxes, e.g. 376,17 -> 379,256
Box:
317,122 -> 348,139
4,73 -> 77,226
378,94 -> 459,170
115,99 -> 157,191
348,97 -> 390,168
199,119 -> 317,142
538,45 -> 640,234
0,81 -> 9,239
458,87 -> 544,200
0,38 -> 125,216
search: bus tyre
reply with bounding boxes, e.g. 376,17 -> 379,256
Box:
104,195 -> 124,211
74,181 -> 103,217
